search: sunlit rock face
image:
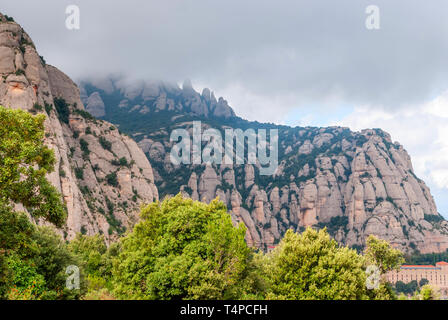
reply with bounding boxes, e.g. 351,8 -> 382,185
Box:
0,13 -> 158,241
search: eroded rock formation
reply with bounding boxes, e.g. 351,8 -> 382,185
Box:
0,13 -> 158,240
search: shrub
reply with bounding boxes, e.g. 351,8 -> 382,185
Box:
99,137 -> 112,152
80,139 -> 89,155
54,98 -> 70,124
75,167 -> 84,180
74,109 -> 95,121
106,172 -> 118,187
44,102 -> 53,114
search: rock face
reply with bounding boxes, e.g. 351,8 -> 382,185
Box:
0,13 -> 158,240
81,74 -> 448,254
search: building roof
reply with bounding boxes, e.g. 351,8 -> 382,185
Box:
402,265 -> 436,269
400,262 -> 448,269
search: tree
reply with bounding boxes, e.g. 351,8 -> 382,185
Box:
363,235 -> 404,274
419,278 -> 429,287
30,227 -> 82,299
112,194 -> 253,300
0,207 -> 36,298
415,284 -> 440,300
395,280 -> 418,296
68,234 -> 109,278
68,233 -> 117,299
0,106 -> 66,226
0,106 -> 71,299
363,235 -> 404,300
265,228 -> 368,300
1,219 -> 82,300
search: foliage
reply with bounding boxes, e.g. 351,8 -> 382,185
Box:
363,235 -> 404,274
424,214 -> 445,224
265,228 -> 368,300
68,234 -> 117,299
417,284 -> 441,300
29,226 -> 83,299
99,137 -> 112,152
73,109 -> 95,121
106,172 -> 118,187
79,139 -> 89,156
74,167 -> 84,180
0,208 -> 82,299
112,194 -> 253,300
395,280 -> 418,295
405,249 -> 448,265
54,98 -> 70,124
315,216 -> 349,236
0,106 -> 66,226
4,15 -> 15,22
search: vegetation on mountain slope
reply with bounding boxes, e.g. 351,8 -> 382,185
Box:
0,106 -> 80,299
0,105 -> 430,301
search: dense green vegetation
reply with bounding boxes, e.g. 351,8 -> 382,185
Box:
68,201 -> 404,300
54,98 -> 70,124
0,106 -> 76,299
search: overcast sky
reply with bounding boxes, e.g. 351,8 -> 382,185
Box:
2,0 -> 448,216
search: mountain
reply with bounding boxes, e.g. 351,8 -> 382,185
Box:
2,11 -> 447,254
79,76 -> 448,254
0,13 -> 158,240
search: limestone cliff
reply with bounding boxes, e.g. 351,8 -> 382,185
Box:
80,75 -> 448,254
0,13 -> 158,240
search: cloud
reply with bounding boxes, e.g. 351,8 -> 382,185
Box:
2,0 -> 448,116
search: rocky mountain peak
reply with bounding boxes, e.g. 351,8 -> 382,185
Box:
80,76 -> 237,120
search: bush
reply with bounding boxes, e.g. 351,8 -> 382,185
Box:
266,228 -> 367,300
79,139 -> 89,155
75,167 -> 84,180
54,98 -> 70,124
99,137 -> 112,152
32,103 -> 43,112
105,172 -> 118,187
74,109 -> 95,121
111,158 -> 128,167
424,214 -> 445,224
4,15 -> 15,22
44,102 -> 53,114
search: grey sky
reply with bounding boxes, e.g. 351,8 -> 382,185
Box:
2,0 -> 448,115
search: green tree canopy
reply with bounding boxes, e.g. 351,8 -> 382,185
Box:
0,106 -> 66,226
112,194 -> 253,300
265,228 -> 368,300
